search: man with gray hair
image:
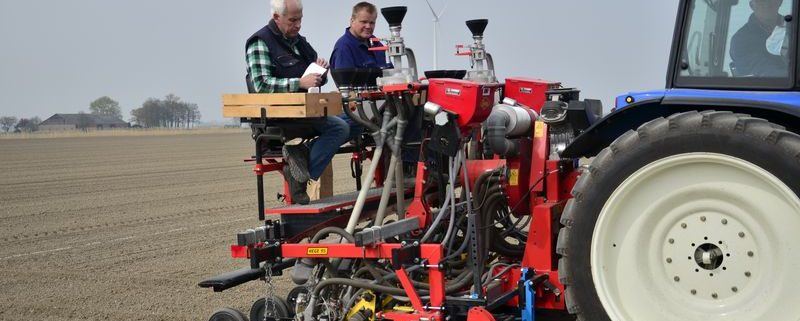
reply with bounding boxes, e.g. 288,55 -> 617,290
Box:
246,0 -> 353,205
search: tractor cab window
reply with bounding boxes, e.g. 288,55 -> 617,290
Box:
676,0 -> 795,88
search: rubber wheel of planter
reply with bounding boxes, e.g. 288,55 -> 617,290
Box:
286,286 -> 308,316
250,297 -> 291,321
557,111 -> 800,321
209,307 -> 248,321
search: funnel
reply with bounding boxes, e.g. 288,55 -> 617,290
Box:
466,19 -> 488,37
381,6 -> 407,27
331,68 -> 357,88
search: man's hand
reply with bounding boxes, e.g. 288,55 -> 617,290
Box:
316,58 -> 329,69
300,73 -> 322,89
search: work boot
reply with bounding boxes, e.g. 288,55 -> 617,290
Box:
282,143 -> 310,183
284,166 -> 310,205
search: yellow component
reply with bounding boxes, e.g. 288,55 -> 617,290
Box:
509,169 -> 519,186
391,305 -> 415,313
306,247 -> 328,255
346,291 -> 377,321
534,121 -> 545,138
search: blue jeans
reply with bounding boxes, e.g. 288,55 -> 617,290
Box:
306,114 -> 361,180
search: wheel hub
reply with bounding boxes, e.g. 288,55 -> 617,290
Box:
694,243 -> 723,270
662,212 -> 756,300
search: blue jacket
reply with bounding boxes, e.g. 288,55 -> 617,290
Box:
330,28 -> 393,71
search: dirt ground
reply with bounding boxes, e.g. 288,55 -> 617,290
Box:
0,131 -> 360,321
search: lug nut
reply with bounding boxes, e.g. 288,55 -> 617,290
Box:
681,223 -> 687,229
712,293 -> 718,299
691,289 -> 697,295
666,258 -> 673,263
747,251 -> 754,257
739,232 -> 745,238
674,276 -> 680,282
745,271 -> 752,277
700,216 -> 707,222
722,219 -> 728,225
732,287 -> 738,292
669,238 -> 675,244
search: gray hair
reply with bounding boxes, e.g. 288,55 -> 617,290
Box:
271,0 -> 303,16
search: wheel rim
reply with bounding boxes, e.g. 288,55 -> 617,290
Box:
591,153 -> 800,321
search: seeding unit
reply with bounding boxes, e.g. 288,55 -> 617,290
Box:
202,2 -> 800,321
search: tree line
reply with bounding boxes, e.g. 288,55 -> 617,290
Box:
130,94 -> 201,128
0,94 -> 201,132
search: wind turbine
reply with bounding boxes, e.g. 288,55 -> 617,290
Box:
424,0 -> 448,70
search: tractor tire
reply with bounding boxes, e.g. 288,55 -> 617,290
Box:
250,297 -> 291,321
557,111 -> 800,321
209,307 -> 248,321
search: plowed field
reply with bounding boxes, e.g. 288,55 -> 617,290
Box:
0,131 -> 355,321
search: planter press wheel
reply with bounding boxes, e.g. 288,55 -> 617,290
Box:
557,111 -> 800,321
250,297 -> 291,321
208,308 -> 248,321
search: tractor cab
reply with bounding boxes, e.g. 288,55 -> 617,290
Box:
670,0 -> 796,87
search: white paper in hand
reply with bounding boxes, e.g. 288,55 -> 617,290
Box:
303,63 -> 328,78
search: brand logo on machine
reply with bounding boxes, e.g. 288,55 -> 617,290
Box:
520,87 -> 533,94
445,88 -> 461,96
482,88 -> 491,96
307,247 -> 328,255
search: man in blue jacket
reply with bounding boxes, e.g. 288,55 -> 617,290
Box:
330,2 -> 392,72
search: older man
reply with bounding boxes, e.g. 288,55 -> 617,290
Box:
246,0 -> 354,204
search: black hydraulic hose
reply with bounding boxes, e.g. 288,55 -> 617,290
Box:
311,226 -> 355,243
369,100 -> 382,124
314,278 -> 425,297
357,100 -> 372,126
481,192 -> 525,258
343,98 -> 380,132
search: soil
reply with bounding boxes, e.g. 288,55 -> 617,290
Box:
0,132 -> 360,321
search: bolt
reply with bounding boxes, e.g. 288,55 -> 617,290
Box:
691,289 -> 697,295
712,293 -> 718,299
722,219 -> 728,225
747,251 -> 754,257
732,287 -> 738,293
674,276 -> 680,282
739,232 -> 745,238
701,216 -> 707,222
666,258 -> 673,263
681,223 -> 687,229
745,271 -> 752,277
669,238 -> 675,244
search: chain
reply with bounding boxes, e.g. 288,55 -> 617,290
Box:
264,263 -> 279,321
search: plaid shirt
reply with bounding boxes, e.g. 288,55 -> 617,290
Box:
246,39 -> 301,93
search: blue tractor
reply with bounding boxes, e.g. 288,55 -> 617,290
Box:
556,0 -> 800,320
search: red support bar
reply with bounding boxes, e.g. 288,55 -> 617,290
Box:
396,267 -> 424,311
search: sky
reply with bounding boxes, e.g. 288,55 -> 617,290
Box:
0,1 -> 680,123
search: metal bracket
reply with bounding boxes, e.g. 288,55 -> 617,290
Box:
355,217 -> 420,246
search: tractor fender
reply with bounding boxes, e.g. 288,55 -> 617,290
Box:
561,96 -> 800,158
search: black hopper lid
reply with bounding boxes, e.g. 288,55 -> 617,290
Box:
466,19 -> 488,37
381,6 -> 407,27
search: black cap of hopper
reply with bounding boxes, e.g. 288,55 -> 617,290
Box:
381,6 -> 407,27
466,19 -> 488,37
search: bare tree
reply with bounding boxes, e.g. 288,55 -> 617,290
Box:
0,116 -> 17,132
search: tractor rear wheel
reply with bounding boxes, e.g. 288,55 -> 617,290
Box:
557,111 -> 800,321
